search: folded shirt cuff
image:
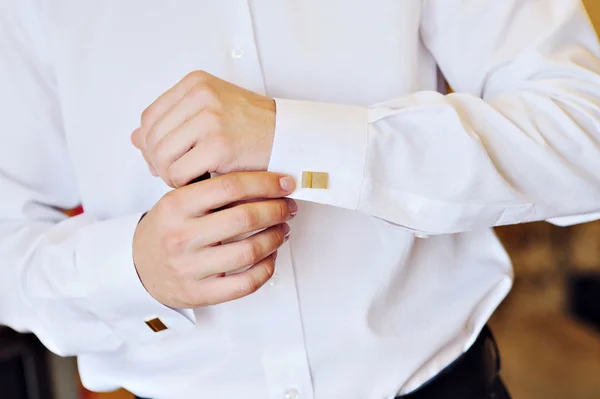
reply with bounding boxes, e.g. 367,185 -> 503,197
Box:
75,212 -> 196,344
269,98 -> 369,210
547,212 -> 600,226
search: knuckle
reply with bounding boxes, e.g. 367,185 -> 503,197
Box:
208,137 -> 234,170
188,83 -> 216,103
260,173 -> 277,189
220,175 -> 243,200
157,191 -> 181,216
147,121 -> 166,146
193,70 -> 209,80
150,137 -> 167,167
262,258 -> 275,278
185,70 -> 207,84
239,261 -> 274,297
272,201 -> 289,222
167,163 -> 189,188
145,125 -> 158,146
273,225 -> 287,244
161,231 -> 188,255
233,206 -> 257,230
235,275 -> 263,297
140,107 -> 154,129
239,241 -> 261,265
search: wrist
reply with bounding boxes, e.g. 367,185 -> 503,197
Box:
251,97 -> 277,170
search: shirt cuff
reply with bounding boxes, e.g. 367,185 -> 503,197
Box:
547,212 -> 600,226
269,98 -> 369,210
75,212 -> 196,344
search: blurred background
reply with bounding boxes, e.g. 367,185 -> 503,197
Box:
3,2 -> 600,399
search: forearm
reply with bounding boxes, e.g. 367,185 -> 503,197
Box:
361,79 -> 600,233
269,73 -> 600,234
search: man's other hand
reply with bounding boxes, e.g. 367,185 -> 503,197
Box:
132,172 -> 297,308
131,71 -> 276,188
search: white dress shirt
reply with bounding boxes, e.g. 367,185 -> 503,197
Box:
1,1 -> 600,398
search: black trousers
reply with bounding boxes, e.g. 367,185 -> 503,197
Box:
396,326 -> 511,399
480,377 -> 511,399
397,375 -> 511,399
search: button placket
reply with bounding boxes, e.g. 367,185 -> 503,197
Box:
227,0 -> 268,95
260,242 -> 314,399
227,5 -> 313,396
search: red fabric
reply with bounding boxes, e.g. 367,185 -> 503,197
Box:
65,205 -> 84,217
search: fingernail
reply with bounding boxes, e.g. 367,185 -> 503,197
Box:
282,223 -> 291,238
285,198 -> 298,215
279,176 -> 295,192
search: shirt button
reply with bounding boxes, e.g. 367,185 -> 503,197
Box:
415,232 -> 429,239
284,388 -> 299,399
230,46 -> 244,59
268,273 -> 280,287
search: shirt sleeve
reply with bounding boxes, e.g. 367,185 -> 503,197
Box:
0,0 -> 194,357
268,0 -> 600,234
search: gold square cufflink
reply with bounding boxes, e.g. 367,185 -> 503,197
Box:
301,171 -> 328,189
145,317 -> 168,332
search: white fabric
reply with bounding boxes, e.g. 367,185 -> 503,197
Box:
1,1 -> 600,398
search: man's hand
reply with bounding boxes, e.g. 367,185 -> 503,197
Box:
133,172 -> 297,308
131,71 -> 276,188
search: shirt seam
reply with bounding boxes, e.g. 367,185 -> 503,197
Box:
354,108 -> 370,210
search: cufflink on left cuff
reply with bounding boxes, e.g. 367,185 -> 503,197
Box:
301,171 -> 328,189
145,317 -> 168,332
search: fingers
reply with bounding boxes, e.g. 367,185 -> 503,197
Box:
145,84 -> 218,150
149,112 -> 213,187
166,140 -> 225,188
173,172 -> 296,216
186,198 -> 296,247
140,71 -> 214,137
139,71 -> 222,181
195,253 -> 277,306
131,128 -> 158,175
153,111 -> 224,188
192,223 -> 290,278
213,197 -> 270,212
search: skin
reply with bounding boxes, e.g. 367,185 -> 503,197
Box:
133,172 -> 297,308
131,71 -> 289,308
131,70 -> 276,187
